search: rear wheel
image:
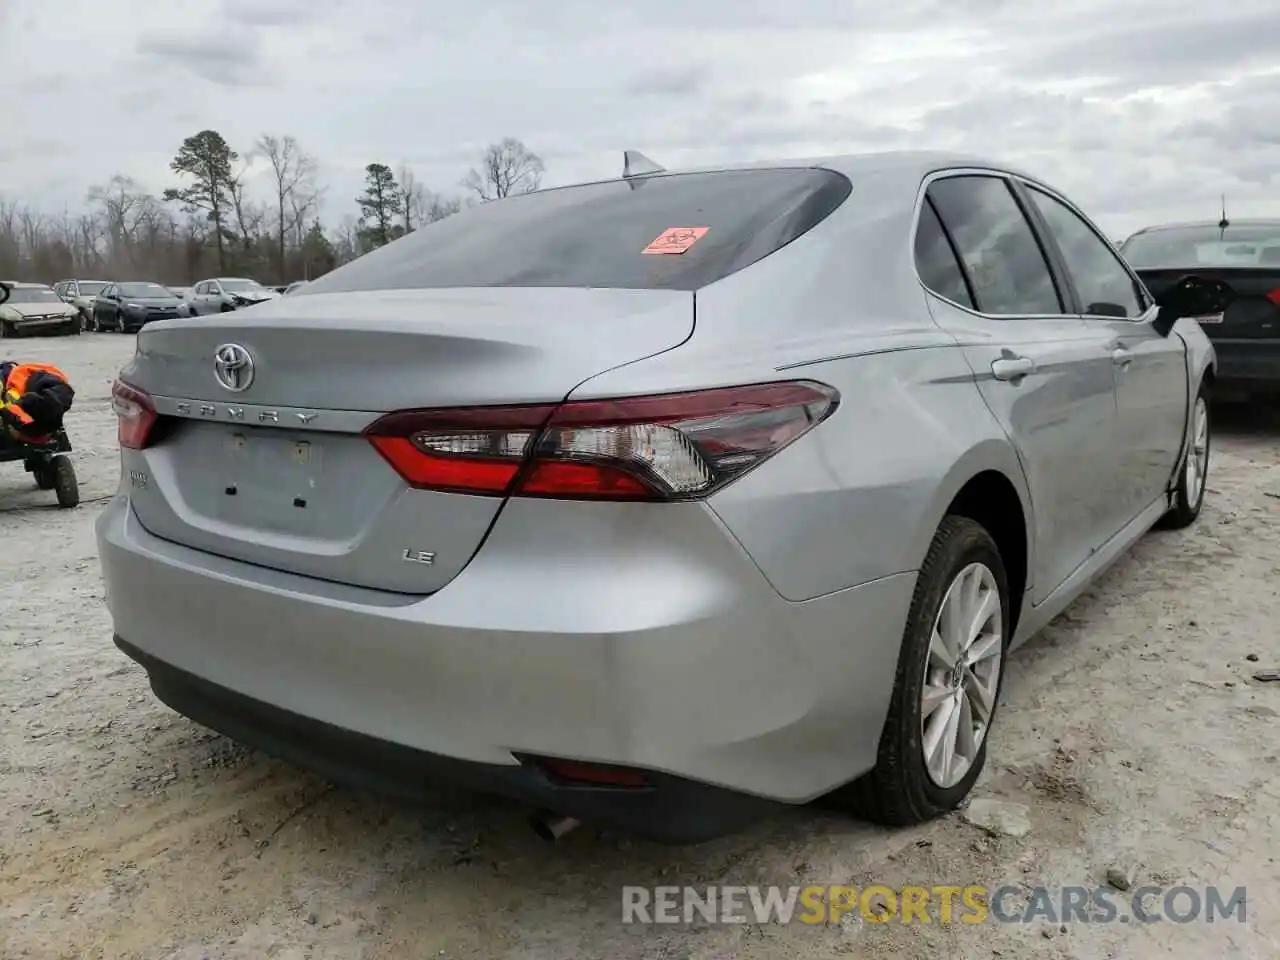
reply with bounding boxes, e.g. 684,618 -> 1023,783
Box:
52,455 -> 79,508
0,319 -> 14,338
32,459 -> 56,490
1157,384 -> 1210,530
834,516 -> 1010,825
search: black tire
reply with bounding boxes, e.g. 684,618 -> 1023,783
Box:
1156,382 -> 1211,530
52,455 -> 79,508
0,319 -> 14,338
220,302 -> 234,313
32,460 -> 56,490
832,516 -> 1011,826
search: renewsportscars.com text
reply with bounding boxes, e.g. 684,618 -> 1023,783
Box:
621,884 -> 1247,926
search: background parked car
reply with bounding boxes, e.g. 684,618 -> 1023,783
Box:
92,281 -> 192,333
1120,218 -> 1280,401
166,286 -> 195,301
283,280 -> 309,295
188,277 -> 280,315
0,281 -> 81,337
53,279 -> 109,330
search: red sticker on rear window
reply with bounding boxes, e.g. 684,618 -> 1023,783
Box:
643,227 -> 709,255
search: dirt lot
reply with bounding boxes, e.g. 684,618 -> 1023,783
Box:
2,333 -> 1278,960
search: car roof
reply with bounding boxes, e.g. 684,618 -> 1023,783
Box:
5,281 -> 53,288
539,149 -> 1041,195
1127,218 -> 1280,236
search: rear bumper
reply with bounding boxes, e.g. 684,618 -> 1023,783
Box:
96,495 -> 915,840
117,636 -> 777,844
1210,338 -> 1280,389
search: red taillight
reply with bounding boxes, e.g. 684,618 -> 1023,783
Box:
365,403 -> 556,496
363,380 -> 839,501
111,380 -> 158,450
1266,288 -> 1280,307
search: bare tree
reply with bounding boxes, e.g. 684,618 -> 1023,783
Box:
396,164 -> 425,233
0,128 -> 543,284
258,134 -> 320,282
88,176 -> 159,268
423,190 -> 462,224
461,137 -> 545,202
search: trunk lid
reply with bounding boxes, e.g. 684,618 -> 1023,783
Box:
122,287 -> 694,594
1138,267 -> 1280,340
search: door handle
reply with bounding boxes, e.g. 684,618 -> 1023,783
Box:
1112,347 -> 1133,367
991,356 -> 1036,381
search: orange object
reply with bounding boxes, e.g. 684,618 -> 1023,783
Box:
642,227 -> 709,255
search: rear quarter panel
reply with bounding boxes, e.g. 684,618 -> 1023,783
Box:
568,165 -> 1032,602
706,346 -> 1029,600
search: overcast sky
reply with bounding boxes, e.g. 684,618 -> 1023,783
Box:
5,0 -> 1279,239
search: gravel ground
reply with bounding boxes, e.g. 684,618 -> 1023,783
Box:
2,333 -> 1278,960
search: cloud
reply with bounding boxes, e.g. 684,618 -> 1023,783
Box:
2,0 -> 1279,237
135,29 -> 268,87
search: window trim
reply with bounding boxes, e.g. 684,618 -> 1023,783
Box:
911,167 -> 1077,321
1012,177 -> 1155,323
916,195 -> 978,311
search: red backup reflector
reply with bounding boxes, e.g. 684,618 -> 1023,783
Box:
111,380 -> 158,450
534,759 -> 652,788
363,381 -> 840,501
1266,288 -> 1280,307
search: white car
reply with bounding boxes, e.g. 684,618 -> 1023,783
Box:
0,282 -> 81,337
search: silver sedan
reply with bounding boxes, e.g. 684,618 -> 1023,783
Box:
97,150 -> 1229,843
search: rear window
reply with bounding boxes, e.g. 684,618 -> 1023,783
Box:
304,167 -> 852,294
1121,224 -> 1280,269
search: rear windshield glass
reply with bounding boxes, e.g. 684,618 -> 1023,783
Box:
1121,224 -> 1280,269
304,167 -> 852,294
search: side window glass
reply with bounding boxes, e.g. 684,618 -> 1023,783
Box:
1026,186 -> 1144,318
914,200 -> 974,309
195,282 -> 207,295
927,176 -> 1063,316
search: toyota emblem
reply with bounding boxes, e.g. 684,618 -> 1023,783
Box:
213,343 -> 255,392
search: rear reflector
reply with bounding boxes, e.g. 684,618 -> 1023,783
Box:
1267,288 -> 1280,308
364,380 -> 839,501
111,380 -> 158,450
533,759 -> 652,788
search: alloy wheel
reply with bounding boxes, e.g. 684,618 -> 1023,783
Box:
921,562 -> 1003,789
1185,396 -> 1209,507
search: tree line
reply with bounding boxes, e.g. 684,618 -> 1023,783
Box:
0,132 -> 546,287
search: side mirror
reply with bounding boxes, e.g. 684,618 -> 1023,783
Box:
0,282 -> 9,306
1151,275 -> 1234,337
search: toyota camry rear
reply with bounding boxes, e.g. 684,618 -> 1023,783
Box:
97,159 -> 947,843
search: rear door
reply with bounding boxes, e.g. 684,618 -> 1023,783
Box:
190,282 -> 210,315
1021,182 -> 1187,534
99,285 -> 118,325
919,173 -> 1120,604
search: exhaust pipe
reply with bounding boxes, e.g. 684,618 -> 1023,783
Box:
530,811 -> 581,843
